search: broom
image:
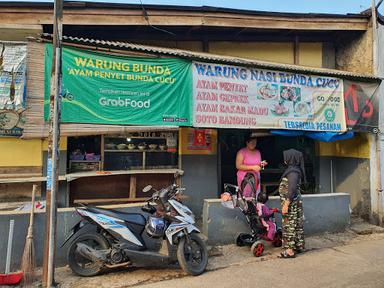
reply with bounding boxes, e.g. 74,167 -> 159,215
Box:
21,184 -> 37,287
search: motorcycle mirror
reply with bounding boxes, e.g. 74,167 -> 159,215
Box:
174,170 -> 184,178
142,185 -> 152,193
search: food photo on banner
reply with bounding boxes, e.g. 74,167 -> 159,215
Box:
0,42 -> 27,137
192,61 -> 347,132
44,44 -> 192,126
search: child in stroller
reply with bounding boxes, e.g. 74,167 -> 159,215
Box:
221,173 -> 282,257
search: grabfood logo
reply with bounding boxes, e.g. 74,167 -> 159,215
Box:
99,97 -> 150,109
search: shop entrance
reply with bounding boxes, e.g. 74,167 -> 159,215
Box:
218,129 -> 317,196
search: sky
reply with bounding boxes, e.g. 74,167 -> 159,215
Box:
1,0 -> 383,15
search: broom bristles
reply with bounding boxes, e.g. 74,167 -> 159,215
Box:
21,235 -> 35,287
22,185 -> 37,287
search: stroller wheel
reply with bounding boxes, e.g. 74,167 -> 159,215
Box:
236,233 -> 253,247
251,241 -> 264,257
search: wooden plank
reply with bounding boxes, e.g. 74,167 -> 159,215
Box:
0,8 -> 369,30
0,169 -> 181,183
0,173 -> 42,180
73,197 -> 147,204
70,174 -> 131,204
129,175 -> 137,199
0,175 -> 66,184
0,166 -> 42,176
202,17 -> 368,31
135,174 -> 173,198
0,183 -> 42,202
66,168 -> 183,182
69,173 -> 175,204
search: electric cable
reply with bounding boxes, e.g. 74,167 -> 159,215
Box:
139,0 -> 176,36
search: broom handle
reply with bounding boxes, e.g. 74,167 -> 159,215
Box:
5,219 -> 15,274
27,185 -> 37,238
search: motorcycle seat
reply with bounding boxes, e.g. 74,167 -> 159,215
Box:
90,207 -> 146,226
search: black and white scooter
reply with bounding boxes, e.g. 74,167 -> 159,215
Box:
62,172 -> 208,276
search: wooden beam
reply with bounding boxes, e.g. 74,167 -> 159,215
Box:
0,7 -> 369,31
73,197 -> 147,204
0,166 -> 42,176
0,175 -> 66,184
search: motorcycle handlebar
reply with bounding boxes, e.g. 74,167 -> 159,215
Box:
145,184 -> 183,203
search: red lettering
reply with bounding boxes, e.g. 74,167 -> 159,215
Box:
362,99 -> 374,118
344,84 -> 358,126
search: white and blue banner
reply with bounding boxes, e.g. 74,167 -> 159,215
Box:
192,61 -> 346,132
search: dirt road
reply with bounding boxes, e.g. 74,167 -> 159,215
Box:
54,223 -> 384,288
140,237 -> 384,288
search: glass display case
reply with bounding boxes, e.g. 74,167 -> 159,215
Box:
103,131 -> 178,170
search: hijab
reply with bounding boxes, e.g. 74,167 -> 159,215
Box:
282,149 -> 307,183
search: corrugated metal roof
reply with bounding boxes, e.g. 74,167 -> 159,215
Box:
39,34 -> 381,82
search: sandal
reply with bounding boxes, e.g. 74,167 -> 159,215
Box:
279,250 -> 295,258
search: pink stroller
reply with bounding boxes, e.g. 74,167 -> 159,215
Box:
221,173 -> 282,257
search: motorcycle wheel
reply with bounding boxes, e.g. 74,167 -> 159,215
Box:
68,232 -> 110,277
177,233 -> 208,276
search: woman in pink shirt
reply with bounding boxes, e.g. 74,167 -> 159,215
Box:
236,136 -> 267,198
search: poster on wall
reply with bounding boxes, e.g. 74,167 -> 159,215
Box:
179,127 -> 217,155
44,44 -> 192,126
0,43 -> 27,137
343,80 -> 380,133
192,61 -> 346,132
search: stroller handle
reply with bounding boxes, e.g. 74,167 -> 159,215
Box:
224,183 -> 239,192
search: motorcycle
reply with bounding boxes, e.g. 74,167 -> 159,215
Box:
62,172 -> 208,277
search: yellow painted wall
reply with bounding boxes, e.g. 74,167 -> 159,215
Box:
176,41 -> 203,52
317,133 -> 370,159
208,42 -> 295,64
0,136 -> 68,167
136,40 -> 203,52
135,40 -> 324,67
42,137 -> 68,151
0,138 -> 42,166
299,43 -> 323,67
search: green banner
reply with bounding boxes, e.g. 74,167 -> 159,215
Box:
44,44 -> 192,126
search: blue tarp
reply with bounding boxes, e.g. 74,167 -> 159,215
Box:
270,130 -> 354,142
270,130 -> 305,137
305,131 -> 354,142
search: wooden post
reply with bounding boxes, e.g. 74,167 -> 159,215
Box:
294,35 -> 300,65
371,0 -> 383,226
100,134 -> 105,170
42,0 -> 63,286
142,151 -> 146,169
129,175 -> 137,199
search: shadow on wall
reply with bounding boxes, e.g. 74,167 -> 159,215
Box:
352,188 -> 372,221
333,158 -> 371,219
318,135 -> 371,219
